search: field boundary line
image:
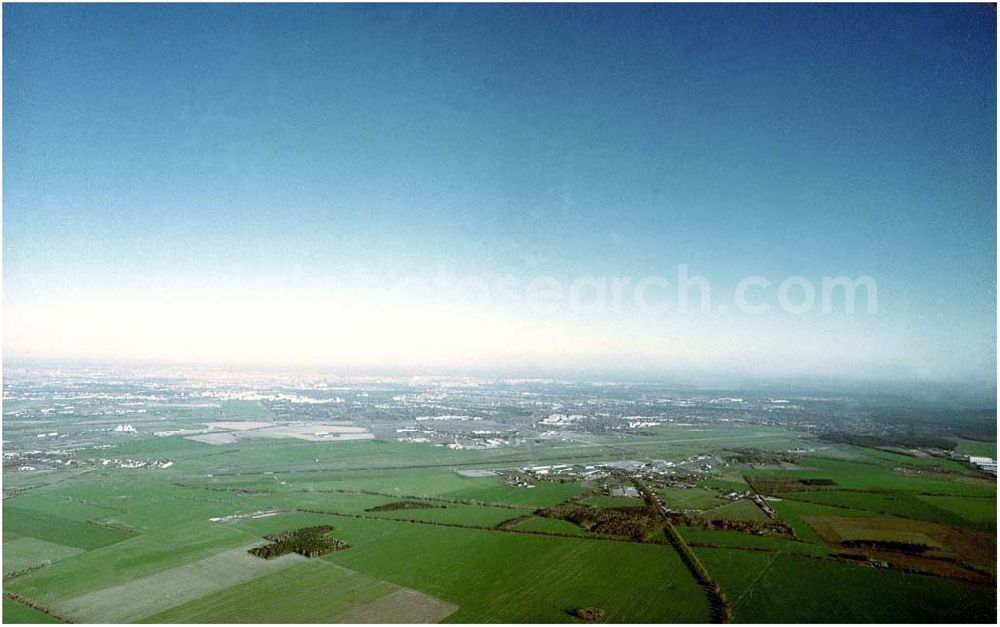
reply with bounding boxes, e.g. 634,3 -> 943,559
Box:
291,507 -> 662,544
5,591 -> 73,623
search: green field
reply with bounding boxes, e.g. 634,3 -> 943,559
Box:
658,486 -> 729,510
368,503 -> 527,527
2,402 -> 995,624
2,599 -> 61,624
701,499 -> 772,523
3,538 -> 84,575
144,560 -> 453,623
781,490 -> 995,530
676,526 -> 832,556
582,495 -> 644,508
51,544 -> 306,622
916,494 -> 998,529
319,516 -> 711,623
3,506 -> 133,550
695,547 -> 996,623
746,455 -> 997,498
511,516 -> 600,536
230,511 -> 710,622
954,439 -> 998,459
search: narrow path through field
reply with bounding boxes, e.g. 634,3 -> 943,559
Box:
630,476 -> 732,623
731,549 -> 782,606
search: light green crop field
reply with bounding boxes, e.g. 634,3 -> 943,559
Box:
6,525 -> 254,604
51,544 -> 306,622
143,560 -> 453,623
3,537 -> 84,575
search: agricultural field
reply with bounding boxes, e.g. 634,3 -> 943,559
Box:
695,548 -> 996,623
366,503 -> 527,527
700,499 -> 773,523
779,490 -> 990,529
51,545 -> 306,622
2,599 -> 59,624
316,516 -> 710,623
144,560 -> 455,623
3,538 -> 84,575
954,439 -> 998,459
3,506 -> 134,550
657,486 -> 730,511
582,495 -> 645,508
509,516 -> 602,536
1,368 -> 996,623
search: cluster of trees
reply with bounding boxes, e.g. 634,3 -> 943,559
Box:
798,478 -> 836,486
747,475 -> 830,494
366,501 -> 444,512
724,448 -> 802,466
840,539 -> 932,555
817,430 -> 957,452
248,525 -> 350,559
662,522 -> 733,623
539,504 -> 663,540
675,514 -> 795,538
496,515 -> 533,530
571,607 -> 606,622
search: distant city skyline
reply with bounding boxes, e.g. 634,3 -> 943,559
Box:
3,4 -> 996,387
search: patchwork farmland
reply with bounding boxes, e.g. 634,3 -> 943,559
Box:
2,369 -> 996,623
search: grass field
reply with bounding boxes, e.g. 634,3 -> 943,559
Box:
701,499 -> 772,523
953,439 -> 998,459
52,544 -> 306,622
235,513 -> 712,622
657,486 -> 729,510
512,516 -> 600,536
582,495 -> 644,508
676,526 -> 832,556
330,588 -> 458,623
746,455 -> 997,498
916,494 -> 997,529
143,559 -> 456,623
701,477 -> 752,492
3,538 -> 84,575
780,490 -> 988,529
2,410 -> 994,624
2,506 -> 133,550
6,527 -> 263,611
801,512 -> 996,576
2,599 -> 61,624
695,547 -> 996,622
367,503 -> 528,527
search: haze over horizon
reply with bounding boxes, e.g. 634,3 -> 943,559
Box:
4,4 -> 996,387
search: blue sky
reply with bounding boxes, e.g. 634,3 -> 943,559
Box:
3,4 -> 996,385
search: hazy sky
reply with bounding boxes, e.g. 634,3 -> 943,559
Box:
3,4 -> 996,385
